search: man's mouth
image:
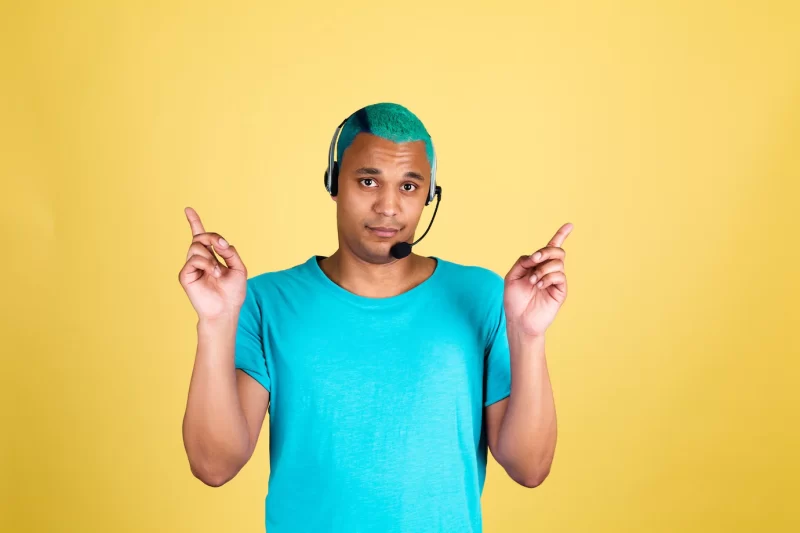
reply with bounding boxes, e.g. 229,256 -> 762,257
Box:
367,226 -> 400,238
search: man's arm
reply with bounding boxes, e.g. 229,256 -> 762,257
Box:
182,314 -> 270,487
488,222 -> 571,487
485,332 -> 556,488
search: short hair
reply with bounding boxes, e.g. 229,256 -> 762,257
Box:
337,102 -> 434,169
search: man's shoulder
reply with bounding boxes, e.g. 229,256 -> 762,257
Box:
245,256 -> 316,293
433,258 -> 506,329
435,257 -> 505,287
434,257 -> 505,304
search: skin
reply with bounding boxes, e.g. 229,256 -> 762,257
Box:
488,222 -> 573,487
179,208 -> 269,487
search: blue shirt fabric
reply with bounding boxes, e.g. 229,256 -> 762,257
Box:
234,255 -> 512,533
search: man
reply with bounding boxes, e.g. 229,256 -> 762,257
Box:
179,102 -> 572,532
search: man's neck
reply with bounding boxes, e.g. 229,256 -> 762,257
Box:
319,250 -> 436,298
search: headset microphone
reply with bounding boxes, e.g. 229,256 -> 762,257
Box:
389,185 -> 442,260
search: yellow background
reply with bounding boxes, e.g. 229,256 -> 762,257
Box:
2,1 -> 798,531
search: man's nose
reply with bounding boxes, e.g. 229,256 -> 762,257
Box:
374,187 -> 400,217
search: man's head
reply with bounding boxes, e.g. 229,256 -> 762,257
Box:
331,103 -> 435,264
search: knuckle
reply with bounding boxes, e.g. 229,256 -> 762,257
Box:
192,231 -> 218,242
187,243 -> 215,261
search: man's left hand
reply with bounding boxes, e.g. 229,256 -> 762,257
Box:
503,223 -> 573,338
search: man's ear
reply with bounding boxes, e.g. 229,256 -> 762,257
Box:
331,194 -> 338,203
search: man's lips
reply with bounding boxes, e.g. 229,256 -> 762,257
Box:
367,226 -> 400,237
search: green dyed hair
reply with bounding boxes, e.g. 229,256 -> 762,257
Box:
336,102 -> 434,168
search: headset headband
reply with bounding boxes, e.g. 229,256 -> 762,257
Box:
324,116 -> 438,206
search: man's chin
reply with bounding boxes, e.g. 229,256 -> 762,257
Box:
360,242 -> 398,264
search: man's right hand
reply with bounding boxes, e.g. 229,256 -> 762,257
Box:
178,207 -> 248,320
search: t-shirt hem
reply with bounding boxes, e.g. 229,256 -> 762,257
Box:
236,366 -> 272,393
484,390 -> 510,407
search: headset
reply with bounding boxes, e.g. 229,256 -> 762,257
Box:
323,116 -> 440,205
322,112 -> 443,259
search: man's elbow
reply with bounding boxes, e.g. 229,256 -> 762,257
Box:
195,471 -> 231,488
516,466 -> 551,489
189,458 -> 240,488
494,446 -> 552,489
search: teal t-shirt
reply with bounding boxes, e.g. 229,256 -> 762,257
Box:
234,255 -> 512,532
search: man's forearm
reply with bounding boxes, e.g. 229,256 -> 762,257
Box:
496,330 -> 557,486
182,314 -> 250,486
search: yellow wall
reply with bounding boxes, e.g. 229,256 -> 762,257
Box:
2,1 -> 798,531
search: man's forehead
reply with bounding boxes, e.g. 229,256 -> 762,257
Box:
341,135 -> 431,181
348,132 -> 427,154
343,133 -> 427,169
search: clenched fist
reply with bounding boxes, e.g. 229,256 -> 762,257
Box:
178,207 -> 248,320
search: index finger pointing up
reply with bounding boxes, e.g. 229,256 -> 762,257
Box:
185,207 -> 206,237
548,222 -> 574,248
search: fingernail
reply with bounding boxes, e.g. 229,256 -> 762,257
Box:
218,238 -> 228,248
533,252 -> 542,261
214,265 -> 221,276
530,275 -> 537,284
537,280 -> 543,287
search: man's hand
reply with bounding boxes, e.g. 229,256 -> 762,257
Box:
178,207 -> 249,320
503,223 -> 573,338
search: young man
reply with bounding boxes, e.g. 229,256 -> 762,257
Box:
179,102 -> 572,532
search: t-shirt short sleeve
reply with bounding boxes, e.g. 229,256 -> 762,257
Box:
483,274 -> 511,407
235,280 -> 271,392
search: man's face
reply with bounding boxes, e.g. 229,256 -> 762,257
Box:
333,132 -> 431,264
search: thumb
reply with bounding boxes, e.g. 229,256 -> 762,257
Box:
212,239 -> 247,275
506,254 -> 537,282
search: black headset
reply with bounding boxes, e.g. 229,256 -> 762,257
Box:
323,114 -> 439,205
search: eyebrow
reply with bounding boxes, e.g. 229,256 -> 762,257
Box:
354,167 -> 425,181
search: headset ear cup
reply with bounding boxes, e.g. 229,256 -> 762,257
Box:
330,161 -> 339,196
324,161 -> 340,196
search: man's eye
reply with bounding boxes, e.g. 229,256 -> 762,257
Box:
360,179 -> 377,187
403,183 -> 417,192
